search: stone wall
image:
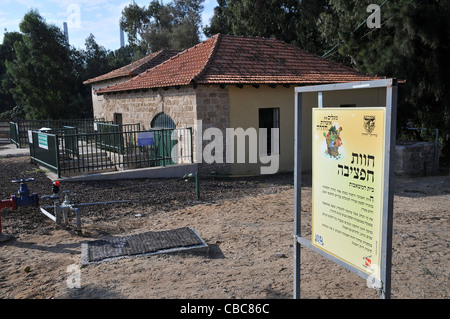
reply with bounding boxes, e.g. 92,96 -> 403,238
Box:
99,85 -> 232,173
395,142 -> 439,175
90,78 -> 131,120
195,85 -> 231,174
101,87 -> 197,130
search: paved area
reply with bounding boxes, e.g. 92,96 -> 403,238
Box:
0,143 -> 29,158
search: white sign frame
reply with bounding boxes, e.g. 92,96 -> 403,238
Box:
293,79 -> 397,299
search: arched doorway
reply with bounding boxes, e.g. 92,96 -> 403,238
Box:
151,112 -> 176,129
150,112 -> 177,166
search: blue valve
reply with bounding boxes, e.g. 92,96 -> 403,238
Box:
11,178 -> 39,208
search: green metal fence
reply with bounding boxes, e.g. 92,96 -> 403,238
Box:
29,127 -> 193,178
29,130 -> 59,173
10,118 -> 111,148
95,123 -> 140,154
9,122 -> 20,147
62,126 -> 79,157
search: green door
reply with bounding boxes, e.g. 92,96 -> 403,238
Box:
151,113 -> 177,167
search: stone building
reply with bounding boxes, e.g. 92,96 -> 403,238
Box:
83,49 -> 180,123
86,34 -> 378,175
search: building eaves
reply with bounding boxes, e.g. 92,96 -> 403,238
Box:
95,34 -> 381,94
83,49 -> 180,85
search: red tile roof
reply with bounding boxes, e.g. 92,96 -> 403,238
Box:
83,49 -> 180,84
96,34 -> 380,94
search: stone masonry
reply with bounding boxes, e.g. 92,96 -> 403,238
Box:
99,85 -> 231,174
395,142 -> 440,175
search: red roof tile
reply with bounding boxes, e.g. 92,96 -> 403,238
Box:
83,49 -> 180,84
96,34 -> 380,94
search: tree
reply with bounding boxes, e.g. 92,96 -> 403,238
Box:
204,0 -> 329,54
83,34 -> 110,81
6,10 -> 84,119
120,0 -> 204,53
0,11 -> 151,121
318,0 -> 449,159
170,0 -> 204,49
204,0 -> 300,43
120,3 -> 152,50
0,31 -> 22,116
107,45 -> 144,71
295,0 -> 331,54
203,0 -> 231,37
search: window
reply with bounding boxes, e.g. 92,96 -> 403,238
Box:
114,113 -> 123,125
259,108 -> 280,156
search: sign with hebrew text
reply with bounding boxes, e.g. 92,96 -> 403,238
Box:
312,108 -> 386,280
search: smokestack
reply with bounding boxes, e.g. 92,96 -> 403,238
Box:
120,27 -> 125,48
63,22 -> 69,44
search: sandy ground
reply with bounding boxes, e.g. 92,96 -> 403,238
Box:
0,155 -> 449,300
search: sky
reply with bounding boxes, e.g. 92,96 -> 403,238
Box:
0,0 -> 219,51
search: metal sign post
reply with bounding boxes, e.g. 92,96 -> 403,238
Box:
294,79 -> 397,299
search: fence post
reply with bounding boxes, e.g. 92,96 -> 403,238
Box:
17,122 -> 22,148
29,131 -> 35,164
14,122 -> 20,148
56,134 -> 61,178
162,128 -> 166,167
190,127 -> 194,164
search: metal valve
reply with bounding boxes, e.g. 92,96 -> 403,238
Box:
10,178 -> 39,208
52,181 -> 60,194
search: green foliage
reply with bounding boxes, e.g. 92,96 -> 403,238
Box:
0,31 -> 22,114
5,10 -> 82,119
0,105 -> 25,120
318,0 -> 449,158
0,10 -> 141,121
120,0 -> 204,53
204,0 -> 329,53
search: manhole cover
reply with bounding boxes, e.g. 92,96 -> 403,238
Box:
81,227 -> 208,265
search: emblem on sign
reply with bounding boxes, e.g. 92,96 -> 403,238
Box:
363,115 -> 376,134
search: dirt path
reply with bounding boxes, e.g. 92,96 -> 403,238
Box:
0,156 -> 448,299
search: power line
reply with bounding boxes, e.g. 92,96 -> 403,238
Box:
322,0 -> 389,58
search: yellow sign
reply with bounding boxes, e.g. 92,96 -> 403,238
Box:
312,108 -> 386,280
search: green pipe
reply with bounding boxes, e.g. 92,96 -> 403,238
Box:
195,171 -> 200,199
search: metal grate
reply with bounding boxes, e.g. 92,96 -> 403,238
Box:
81,227 -> 208,265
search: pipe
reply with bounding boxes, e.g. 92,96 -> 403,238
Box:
40,207 -> 56,222
195,172 -> 200,199
74,207 -> 81,232
72,200 -> 132,207
0,198 -> 16,211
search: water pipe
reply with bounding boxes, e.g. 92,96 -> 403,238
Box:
40,182 -> 132,233
1,178 -> 39,237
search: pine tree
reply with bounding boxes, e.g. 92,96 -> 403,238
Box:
319,0 -> 449,159
204,0 -> 329,53
0,31 -> 22,116
6,10 -> 84,119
